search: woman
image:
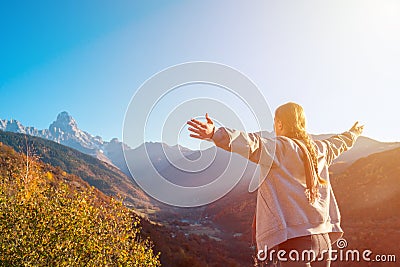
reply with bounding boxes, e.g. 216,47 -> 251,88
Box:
187,102 -> 364,267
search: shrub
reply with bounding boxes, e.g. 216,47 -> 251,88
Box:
0,143 -> 160,266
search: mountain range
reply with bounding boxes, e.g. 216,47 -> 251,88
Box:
1,112 -> 400,216
0,112 -> 125,167
0,130 -> 154,213
1,112 -> 399,180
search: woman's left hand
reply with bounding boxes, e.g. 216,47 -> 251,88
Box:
187,113 -> 215,140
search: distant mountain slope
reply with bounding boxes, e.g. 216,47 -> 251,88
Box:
330,147 -> 400,266
333,146 -> 400,219
0,130 -> 153,211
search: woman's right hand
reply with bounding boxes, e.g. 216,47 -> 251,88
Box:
187,113 -> 215,140
349,121 -> 364,136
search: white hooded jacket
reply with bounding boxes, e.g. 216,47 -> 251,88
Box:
211,127 -> 360,249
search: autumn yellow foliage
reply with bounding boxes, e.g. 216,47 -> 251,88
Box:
0,142 -> 160,266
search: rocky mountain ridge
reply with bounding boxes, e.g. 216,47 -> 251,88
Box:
0,112 -> 125,167
1,112 -> 399,180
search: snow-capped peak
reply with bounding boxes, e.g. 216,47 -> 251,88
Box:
49,111 -> 79,134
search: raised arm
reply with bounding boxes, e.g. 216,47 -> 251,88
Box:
322,121 -> 364,166
187,114 -> 274,165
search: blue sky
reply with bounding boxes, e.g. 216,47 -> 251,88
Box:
1,0 -> 399,149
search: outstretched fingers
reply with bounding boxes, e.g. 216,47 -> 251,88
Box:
189,134 -> 203,139
350,121 -> 365,135
187,114 -> 214,140
187,119 -> 206,129
188,127 -> 202,135
353,121 -> 364,129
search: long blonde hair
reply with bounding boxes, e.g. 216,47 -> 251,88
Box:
275,102 -> 327,187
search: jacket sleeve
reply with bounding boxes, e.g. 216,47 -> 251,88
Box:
322,130 -> 360,166
211,127 -> 275,165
